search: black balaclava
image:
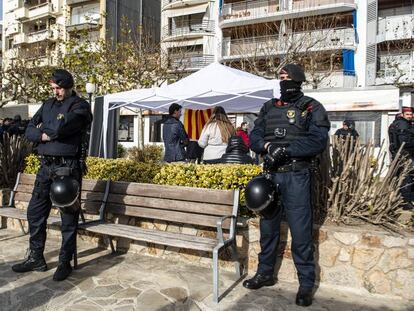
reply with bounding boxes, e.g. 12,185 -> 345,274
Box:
279,64 -> 306,103
280,80 -> 303,103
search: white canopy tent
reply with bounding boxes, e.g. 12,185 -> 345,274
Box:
102,63 -> 280,157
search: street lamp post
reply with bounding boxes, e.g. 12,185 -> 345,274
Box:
85,82 -> 96,105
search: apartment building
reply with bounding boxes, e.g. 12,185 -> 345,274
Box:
161,0 -> 218,72
376,0 -> 414,105
2,0 -> 161,68
219,0 -> 413,95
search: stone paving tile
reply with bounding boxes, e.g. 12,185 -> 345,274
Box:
0,229 -> 412,311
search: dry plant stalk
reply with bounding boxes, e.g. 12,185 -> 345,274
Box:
327,136 -> 411,231
0,133 -> 33,189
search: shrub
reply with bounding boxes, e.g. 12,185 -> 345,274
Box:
24,153 -> 41,175
117,144 -> 127,158
153,163 -> 262,216
24,155 -> 161,183
127,145 -> 163,163
85,157 -> 161,183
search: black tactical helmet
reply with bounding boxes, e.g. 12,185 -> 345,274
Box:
50,176 -> 80,213
245,175 -> 278,218
280,64 -> 306,82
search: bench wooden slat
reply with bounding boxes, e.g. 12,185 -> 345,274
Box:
81,201 -> 102,215
80,191 -> 106,202
0,207 -> 61,224
106,203 -> 232,229
81,179 -> 108,192
107,193 -> 233,216
79,221 -> 218,251
110,181 -> 235,205
19,174 -> 36,185
14,192 -> 33,203
16,184 -> 35,194
15,190 -> 105,204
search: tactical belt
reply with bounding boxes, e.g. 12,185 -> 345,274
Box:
40,155 -> 78,166
272,160 -> 310,173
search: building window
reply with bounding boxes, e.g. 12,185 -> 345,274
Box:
118,115 -> 134,142
7,38 -> 14,50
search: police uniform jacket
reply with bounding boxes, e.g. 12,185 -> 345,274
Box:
388,116 -> 414,156
25,92 -> 92,157
250,95 -> 330,158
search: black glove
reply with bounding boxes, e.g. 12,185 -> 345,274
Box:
267,144 -> 289,167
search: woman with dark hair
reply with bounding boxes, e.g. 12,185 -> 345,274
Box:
198,106 -> 235,162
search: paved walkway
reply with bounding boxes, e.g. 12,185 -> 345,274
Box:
0,229 -> 412,311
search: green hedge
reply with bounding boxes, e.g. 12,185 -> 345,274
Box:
24,154 -> 161,183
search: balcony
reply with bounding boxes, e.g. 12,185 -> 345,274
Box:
162,0 -> 210,10
168,54 -> 214,71
14,33 -> 28,45
220,0 -> 356,28
4,48 -> 20,60
221,27 -> 355,59
14,2 -> 60,22
377,14 -> 414,43
308,71 -> 357,88
13,25 -> 61,45
67,21 -> 101,32
376,53 -> 414,85
162,20 -> 215,41
67,0 -> 98,5
5,24 -> 20,36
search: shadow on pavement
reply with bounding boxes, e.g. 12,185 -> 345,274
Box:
0,247 -> 124,311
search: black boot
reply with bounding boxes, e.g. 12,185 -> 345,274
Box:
296,287 -> 313,307
242,273 -> 276,290
53,261 -> 72,281
12,250 -> 47,273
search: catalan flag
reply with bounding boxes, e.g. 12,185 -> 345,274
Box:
183,108 -> 213,140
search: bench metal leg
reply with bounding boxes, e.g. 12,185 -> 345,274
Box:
73,236 -> 78,270
106,236 -> 115,253
17,219 -> 26,235
230,241 -> 241,278
213,248 -> 220,303
0,216 -> 7,229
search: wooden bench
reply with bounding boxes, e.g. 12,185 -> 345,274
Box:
0,172 -> 110,267
79,181 -> 242,303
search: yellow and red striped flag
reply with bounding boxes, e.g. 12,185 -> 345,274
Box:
183,108 -> 213,140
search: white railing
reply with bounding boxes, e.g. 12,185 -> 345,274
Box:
377,14 -> 414,42
376,53 -> 414,84
5,24 -> 20,36
162,0 -> 209,8
221,0 -> 355,22
13,33 -> 28,45
169,54 -> 214,70
28,2 -> 59,19
162,20 -> 215,39
222,27 -> 355,57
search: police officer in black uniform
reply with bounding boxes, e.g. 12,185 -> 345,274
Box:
334,120 -> 359,140
243,64 -> 330,307
12,69 -> 92,281
388,106 -> 414,210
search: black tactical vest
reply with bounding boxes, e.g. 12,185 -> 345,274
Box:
37,95 -> 85,157
263,98 -> 311,147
